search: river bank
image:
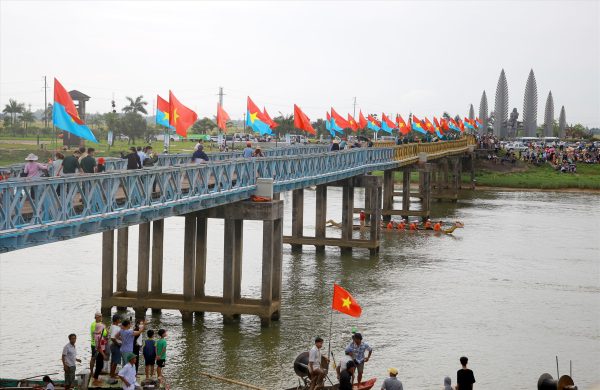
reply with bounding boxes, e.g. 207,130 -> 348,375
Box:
468,159 -> 600,190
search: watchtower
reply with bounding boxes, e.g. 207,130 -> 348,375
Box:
63,90 -> 90,147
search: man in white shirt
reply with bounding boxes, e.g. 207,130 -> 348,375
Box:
308,337 -> 327,390
109,314 -> 122,378
62,334 -> 81,390
118,353 -> 139,390
337,350 -> 354,382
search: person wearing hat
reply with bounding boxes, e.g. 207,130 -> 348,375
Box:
339,360 -> 356,390
118,352 -> 139,390
23,153 -> 48,178
423,218 -> 432,230
252,146 -> 264,157
345,332 -> 372,385
243,141 -> 254,158
331,138 -> 340,151
397,219 -> 406,230
89,312 -> 105,374
381,368 -> 403,390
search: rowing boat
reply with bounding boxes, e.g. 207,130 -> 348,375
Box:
284,378 -> 377,390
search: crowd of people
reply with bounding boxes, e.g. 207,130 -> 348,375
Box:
308,333 -> 476,390
56,312 -> 167,390
518,143 -> 599,173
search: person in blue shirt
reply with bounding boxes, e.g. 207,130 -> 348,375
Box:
345,333 -> 372,385
243,142 -> 254,158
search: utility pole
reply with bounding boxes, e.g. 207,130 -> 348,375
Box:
42,76 -> 49,147
353,96 -> 357,118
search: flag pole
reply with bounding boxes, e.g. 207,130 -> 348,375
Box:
327,286 -> 334,373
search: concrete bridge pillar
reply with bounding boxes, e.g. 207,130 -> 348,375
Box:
401,167 -> 411,220
291,189 -> 304,252
419,164 -> 432,221
100,201 -> 283,326
382,170 -> 394,222
315,185 -> 327,252
341,182 -> 355,254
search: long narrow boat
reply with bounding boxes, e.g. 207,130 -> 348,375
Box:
0,378 -> 67,389
284,378 -> 377,390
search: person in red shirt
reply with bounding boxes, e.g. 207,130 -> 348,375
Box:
359,210 -> 366,228
386,221 -> 393,230
409,221 -> 417,231
397,219 -> 406,230
433,221 -> 442,231
424,219 -> 432,229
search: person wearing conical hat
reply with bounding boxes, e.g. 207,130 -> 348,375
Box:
23,153 -> 47,178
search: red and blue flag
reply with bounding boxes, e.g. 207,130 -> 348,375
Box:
53,78 -> 97,142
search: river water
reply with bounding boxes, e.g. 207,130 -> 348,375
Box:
1,189 -> 599,389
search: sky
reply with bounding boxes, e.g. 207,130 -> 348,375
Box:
1,0 -> 599,127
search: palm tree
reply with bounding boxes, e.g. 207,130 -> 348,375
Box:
122,96 -> 148,115
2,99 -> 25,125
21,110 -> 35,132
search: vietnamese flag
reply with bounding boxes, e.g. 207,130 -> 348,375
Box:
397,114 -> 409,135
293,104 -> 316,135
169,91 -> 198,137
358,110 -> 368,129
424,117 -> 435,133
216,103 -> 230,131
331,283 -> 362,317
347,113 -> 358,132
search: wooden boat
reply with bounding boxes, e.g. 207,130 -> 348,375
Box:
284,378 -> 376,390
0,378 -> 67,389
326,220 -> 464,234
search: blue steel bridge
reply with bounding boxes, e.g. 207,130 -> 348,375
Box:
0,139 -> 474,253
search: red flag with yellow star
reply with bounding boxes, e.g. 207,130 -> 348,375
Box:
169,90 -> 198,137
332,283 -> 362,317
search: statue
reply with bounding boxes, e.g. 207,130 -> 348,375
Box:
508,108 -> 519,138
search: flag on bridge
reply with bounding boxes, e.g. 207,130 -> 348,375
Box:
156,95 -> 174,129
331,108 -> 351,130
52,78 -> 98,143
216,103 -> 230,131
347,114 -> 358,132
381,113 -> 397,133
263,107 -> 279,129
358,110 -> 368,129
294,104 -> 316,135
397,114 -> 410,135
411,115 -> 427,134
367,114 -> 381,131
332,283 -> 362,318
424,117 -> 436,133
246,97 -> 272,135
169,91 -> 198,137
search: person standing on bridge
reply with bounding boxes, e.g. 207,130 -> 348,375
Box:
62,150 -> 81,175
243,141 -> 254,158
23,154 -> 48,178
122,147 -> 142,169
192,145 -> 210,163
80,148 -> 97,174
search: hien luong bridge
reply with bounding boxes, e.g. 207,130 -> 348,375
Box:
0,137 -> 476,325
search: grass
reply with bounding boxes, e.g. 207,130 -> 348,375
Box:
470,163 -> 600,189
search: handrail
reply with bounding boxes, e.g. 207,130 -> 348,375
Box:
0,139 -> 472,251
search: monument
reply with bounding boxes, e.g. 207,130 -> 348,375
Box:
494,69 -> 509,138
479,90 -> 488,135
544,91 -> 554,137
558,106 -> 566,138
522,69 -> 538,137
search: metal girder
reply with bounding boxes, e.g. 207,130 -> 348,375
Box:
0,139 -> 474,252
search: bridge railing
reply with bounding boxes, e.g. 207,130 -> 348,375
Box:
0,144 -> 330,177
0,140 -> 472,239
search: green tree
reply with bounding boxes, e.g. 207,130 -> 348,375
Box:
191,117 -> 216,134
566,123 -> 591,139
274,114 -> 294,135
120,112 -> 146,144
2,99 -> 25,125
122,96 -> 148,115
21,110 -> 35,134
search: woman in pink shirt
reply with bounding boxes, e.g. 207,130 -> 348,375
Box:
23,153 -> 48,178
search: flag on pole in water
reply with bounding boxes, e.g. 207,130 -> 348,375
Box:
53,78 -> 97,142
381,113 -> 397,133
246,97 -> 272,135
331,283 -> 362,317
156,95 -> 172,128
169,91 -> 198,137
293,104 -> 316,135
358,110 -> 368,129
216,103 -> 230,131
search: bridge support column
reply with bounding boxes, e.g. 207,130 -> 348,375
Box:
286,175 -> 381,254
315,185 -> 327,252
291,189 -> 304,252
419,164 -> 432,221
101,201 -> 283,326
401,168 -> 411,220
116,227 -> 128,310
151,220 -> 164,314
382,170 -> 394,222
135,222 -> 150,318
101,230 -> 114,318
